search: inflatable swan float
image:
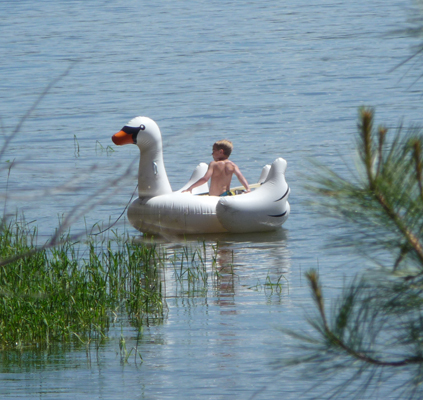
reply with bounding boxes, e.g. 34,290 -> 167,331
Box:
112,116 -> 290,235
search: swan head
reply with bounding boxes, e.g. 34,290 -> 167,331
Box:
112,116 -> 172,197
112,116 -> 163,150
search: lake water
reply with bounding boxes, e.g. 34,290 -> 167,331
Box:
1,0 -> 422,398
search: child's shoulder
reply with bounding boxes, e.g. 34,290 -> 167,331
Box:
225,159 -> 237,166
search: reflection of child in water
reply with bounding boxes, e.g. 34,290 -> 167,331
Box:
183,140 -> 250,196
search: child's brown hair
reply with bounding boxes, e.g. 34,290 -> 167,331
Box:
213,139 -> 233,157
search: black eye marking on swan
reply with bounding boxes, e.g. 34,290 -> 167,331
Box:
122,124 -> 146,144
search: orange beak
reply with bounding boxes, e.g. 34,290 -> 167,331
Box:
112,130 -> 134,145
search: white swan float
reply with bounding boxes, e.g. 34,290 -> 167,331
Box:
112,116 -> 290,235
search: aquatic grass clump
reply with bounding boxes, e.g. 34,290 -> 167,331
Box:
248,272 -> 288,297
168,241 -> 237,298
170,242 -> 217,296
0,220 -> 164,349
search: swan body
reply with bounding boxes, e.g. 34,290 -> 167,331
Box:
112,116 -> 290,235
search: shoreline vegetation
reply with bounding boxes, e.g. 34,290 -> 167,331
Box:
0,216 -> 238,350
0,218 -> 164,349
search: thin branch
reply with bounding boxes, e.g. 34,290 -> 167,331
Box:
306,272 -> 423,368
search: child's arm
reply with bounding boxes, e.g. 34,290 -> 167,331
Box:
183,162 -> 215,193
234,165 -> 250,193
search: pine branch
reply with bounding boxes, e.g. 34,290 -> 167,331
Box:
307,109 -> 423,272
306,271 -> 423,367
358,109 -> 423,267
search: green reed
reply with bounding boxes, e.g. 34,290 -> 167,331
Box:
169,241 -> 230,297
248,272 -> 288,295
0,219 -> 164,349
0,214 -> 243,350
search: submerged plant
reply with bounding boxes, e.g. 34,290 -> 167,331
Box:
248,272 -> 288,297
95,140 -> 115,155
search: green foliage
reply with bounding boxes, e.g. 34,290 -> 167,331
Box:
0,219 -> 164,349
287,108 -> 423,399
308,108 -> 423,270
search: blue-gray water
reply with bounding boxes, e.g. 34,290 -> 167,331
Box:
1,0 -> 422,398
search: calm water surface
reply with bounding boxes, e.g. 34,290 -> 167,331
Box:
0,0 -> 422,398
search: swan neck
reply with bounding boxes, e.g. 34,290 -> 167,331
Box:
138,147 -> 172,197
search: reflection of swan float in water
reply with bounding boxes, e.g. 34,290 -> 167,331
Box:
112,116 -> 290,235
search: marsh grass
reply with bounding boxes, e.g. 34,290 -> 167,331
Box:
249,272 -> 288,296
0,216 -> 243,350
95,140 -> 115,155
169,241 -> 236,297
119,332 -> 143,364
73,134 -> 80,157
0,218 -> 165,349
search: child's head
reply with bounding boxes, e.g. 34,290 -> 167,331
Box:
213,139 -> 233,158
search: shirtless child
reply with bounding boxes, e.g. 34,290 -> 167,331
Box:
183,140 -> 250,196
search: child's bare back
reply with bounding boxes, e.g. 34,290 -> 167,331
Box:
208,160 -> 240,196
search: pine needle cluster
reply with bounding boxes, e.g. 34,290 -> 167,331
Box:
286,108 -> 423,399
